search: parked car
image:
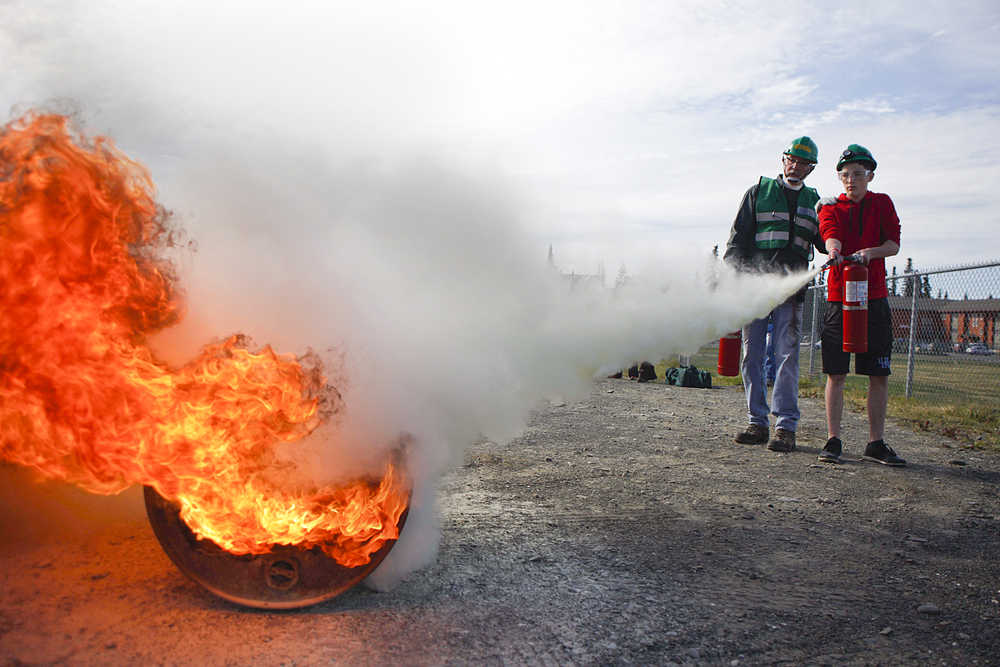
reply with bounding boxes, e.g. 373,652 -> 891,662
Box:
915,341 -> 949,355
965,343 -> 994,355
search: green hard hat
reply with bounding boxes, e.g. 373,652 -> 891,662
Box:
836,144 -> 877,171
783,136 -> 818,164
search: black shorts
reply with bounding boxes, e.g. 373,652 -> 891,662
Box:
821,298 -> 892,376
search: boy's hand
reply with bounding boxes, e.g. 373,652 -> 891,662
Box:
848,249 -> 871,264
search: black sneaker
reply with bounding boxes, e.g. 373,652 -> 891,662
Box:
734,424 -> 769,445
863,440 -> 906,467
767,428 -> 796,452
818,437 -> 842,464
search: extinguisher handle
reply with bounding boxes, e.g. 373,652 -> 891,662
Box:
844,253 -> 864,264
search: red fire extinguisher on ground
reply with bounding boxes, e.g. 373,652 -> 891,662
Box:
842,255 -> 868,353
718,330 -> 741,376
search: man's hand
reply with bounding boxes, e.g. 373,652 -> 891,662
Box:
815,196 -> 837,213
827,247 -> 844,266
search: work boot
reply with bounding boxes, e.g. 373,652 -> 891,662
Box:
863,440 -> 906,467
767,428 -> 796,452
734,423 -> 768,445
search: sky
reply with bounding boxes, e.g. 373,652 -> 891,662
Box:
3,0 -> 1000,583
3,0 -> 999,278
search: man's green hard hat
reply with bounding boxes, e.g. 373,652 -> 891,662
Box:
836,144 -> 877,171
783,136 -> 818,164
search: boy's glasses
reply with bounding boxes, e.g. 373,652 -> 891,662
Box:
838,169 -> 870,182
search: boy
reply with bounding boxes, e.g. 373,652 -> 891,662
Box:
817,144 -> 904,466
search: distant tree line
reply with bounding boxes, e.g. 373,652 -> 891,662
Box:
889,258 -> 938,299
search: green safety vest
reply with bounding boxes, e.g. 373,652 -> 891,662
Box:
754,176 -> 820,261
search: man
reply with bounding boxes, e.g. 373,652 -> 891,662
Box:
816,144 -> 905,466
724,137 -> 827,452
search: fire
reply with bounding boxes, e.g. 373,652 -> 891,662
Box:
0,112 -> 408,567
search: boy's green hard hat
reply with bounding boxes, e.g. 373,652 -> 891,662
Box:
836,144 -> 877,171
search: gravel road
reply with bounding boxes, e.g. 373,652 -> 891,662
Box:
2,379 -> 999,665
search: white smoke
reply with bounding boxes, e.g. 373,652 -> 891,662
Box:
2,1 -> 818,587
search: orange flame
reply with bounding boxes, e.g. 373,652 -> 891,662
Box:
0,113 -> 408,567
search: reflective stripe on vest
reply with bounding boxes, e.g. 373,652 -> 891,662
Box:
795,206 -> 819,236
756,230 -> 789,244
756,211 -> 790,222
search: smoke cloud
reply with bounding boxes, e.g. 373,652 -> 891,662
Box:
2,2 -> 818,586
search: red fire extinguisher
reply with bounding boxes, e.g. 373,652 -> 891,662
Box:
842,256 -> 868,353
718,330 -> 741,376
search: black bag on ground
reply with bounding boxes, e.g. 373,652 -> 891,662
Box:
637,361 -> 657,382
664,365 -> 712,389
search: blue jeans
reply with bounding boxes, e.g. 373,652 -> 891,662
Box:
741,296 -> 803,432
764,318 -> 776,383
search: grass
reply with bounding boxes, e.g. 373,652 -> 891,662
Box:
796,375 -> 1000,452
647,346 -> 1000,452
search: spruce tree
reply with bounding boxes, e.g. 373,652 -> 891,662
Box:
615,264 -> 628,289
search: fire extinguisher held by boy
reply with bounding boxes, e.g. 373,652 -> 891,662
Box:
816,144 -> 906,466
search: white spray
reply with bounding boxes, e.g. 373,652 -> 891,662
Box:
141,139 -> 820,587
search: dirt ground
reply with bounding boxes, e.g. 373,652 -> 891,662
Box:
2,378 -> 999,666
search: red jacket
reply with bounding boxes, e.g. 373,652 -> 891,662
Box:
819,191 -> 901,301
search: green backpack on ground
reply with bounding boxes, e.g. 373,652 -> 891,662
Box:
664,365 -> 712,389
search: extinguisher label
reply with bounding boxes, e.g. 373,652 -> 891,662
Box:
845,280 -> 868,307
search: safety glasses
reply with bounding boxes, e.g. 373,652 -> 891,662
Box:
782,155 -> 813,168
838,169 -> 871,182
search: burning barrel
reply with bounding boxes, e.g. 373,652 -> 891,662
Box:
144,481 -> 409,609
141,442 -> 412,609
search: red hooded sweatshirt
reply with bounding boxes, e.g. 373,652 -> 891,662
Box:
819,191 -> 901,302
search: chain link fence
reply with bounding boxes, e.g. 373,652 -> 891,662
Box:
801,261 -> 1000,406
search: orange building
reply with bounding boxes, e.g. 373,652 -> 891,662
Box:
887,296 -> 998,350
